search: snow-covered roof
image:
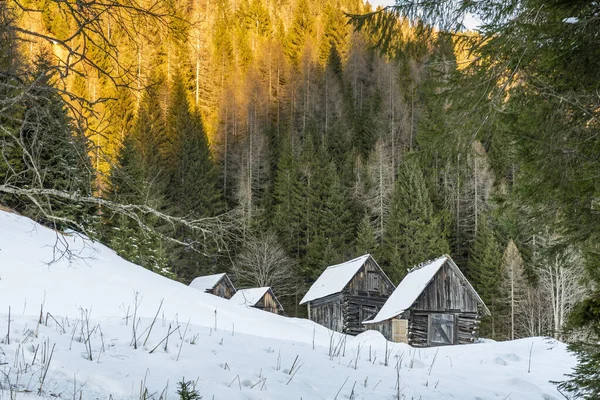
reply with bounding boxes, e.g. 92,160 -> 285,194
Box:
300,254 -> 372,304
231,287 -> 271,307
189,273 -> 226,292
364,255 -> 490,324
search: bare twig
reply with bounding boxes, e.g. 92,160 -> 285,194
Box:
176,318 -> 191,361
38,343 -> 55,395
428,348 -> 440,375
143,298 -> 164,346
528,342 -> 534,373
148,325 -> 180,354
334,376 -> 349,400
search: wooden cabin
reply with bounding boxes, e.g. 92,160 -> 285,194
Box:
300,254 -> 395,335
364,255 -> 490,347
231,287 -> 284,315
189,273 -> 237,299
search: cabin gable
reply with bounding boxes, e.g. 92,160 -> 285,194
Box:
211,275 -> 236,299
412,261 -> 479,313
190,273 -> 237,300
255,289 -> 284,315
344,257 -> 395,297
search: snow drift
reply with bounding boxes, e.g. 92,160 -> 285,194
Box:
0,210 -> 576,399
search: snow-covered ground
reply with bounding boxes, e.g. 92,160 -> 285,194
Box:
0,210 -> 576,399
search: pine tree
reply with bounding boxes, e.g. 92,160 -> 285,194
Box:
560,291 -> 600,399
177,378 -> 201,400
0,4 -> 24,190
381,157 -> 449,282
320,167 -> 354,252
238,0 -> 272,37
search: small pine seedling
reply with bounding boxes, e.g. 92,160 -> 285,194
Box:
177,378 -> 201,400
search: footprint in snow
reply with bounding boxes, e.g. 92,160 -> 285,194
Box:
494,357 -> 507,366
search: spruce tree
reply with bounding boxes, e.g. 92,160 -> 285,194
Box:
303,159 -> 355,279
7,54 -> 95,230
165,72 -> 223,218
272,135 -> 301,255
104,82 -> 171,276
285,0 -> 314,67
355,213 -> 378,256
560,292 -> 600,399
318,3 -> 347,66
469,214 -> 504,339
381,157 -> 449,282
164,72 -> 225,279
0,4 -> 23,190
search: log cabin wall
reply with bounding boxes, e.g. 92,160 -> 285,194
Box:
344,295 -> 390,335
406,311 -> 481,347
457,312 -> 480,344
368,319 -> 393,339
309,293 -> 345,333
211,277 -> 236,299
407,312 -> 430,347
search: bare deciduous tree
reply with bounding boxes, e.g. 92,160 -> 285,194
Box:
518,282 -> 549,338
538,247 -> 586,340
501,239 -> 527,340
232,232 -> 298,298
364,139 -> 394,240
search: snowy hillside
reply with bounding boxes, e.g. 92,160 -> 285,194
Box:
0,210 -> 576,399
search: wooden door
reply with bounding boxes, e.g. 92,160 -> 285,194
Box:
392,319 -> 408,343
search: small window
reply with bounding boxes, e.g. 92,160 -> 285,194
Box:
367,271 -> 380,292
429,314 -> 455,346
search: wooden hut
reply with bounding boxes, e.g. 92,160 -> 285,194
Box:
189,273 -> 237,299
300,254 -> 395,335
231,287 -> 284,315
363,255 -> 490,347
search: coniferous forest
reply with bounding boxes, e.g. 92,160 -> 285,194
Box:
1,0 -> 599,396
